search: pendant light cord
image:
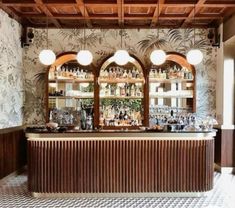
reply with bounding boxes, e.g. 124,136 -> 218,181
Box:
121,0 -> 123,49
157,0 -> 159,38
193,4 -> 195,47
46,0 -> 48,49
83,3 -> 86,50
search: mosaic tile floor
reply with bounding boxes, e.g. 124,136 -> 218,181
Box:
0,172 -> 235,208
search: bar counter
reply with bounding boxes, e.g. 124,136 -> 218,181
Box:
27,130 -> 216,197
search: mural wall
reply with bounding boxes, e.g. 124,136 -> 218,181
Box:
23,28 -> 217,125
0,9 -> 23,129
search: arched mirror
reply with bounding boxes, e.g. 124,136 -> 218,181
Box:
148,52 -> 196,127
47,52 -> 94,129
97,55 -> 146,129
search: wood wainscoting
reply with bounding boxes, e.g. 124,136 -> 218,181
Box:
0,127 -> 27,180
28,139 -> 214,194
214,128 -> 235,169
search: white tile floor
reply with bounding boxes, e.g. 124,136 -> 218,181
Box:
0,172 -> 235,208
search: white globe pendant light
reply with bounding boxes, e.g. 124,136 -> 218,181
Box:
150,0 -> 166,66
150,49 -> 166,65
39,49 -> 56,65
186,49 -> 203,65
114,0 -> 130,66
114,49 -> 130,66
186,4 -> 203,65
38,0 -> 56,66
77,3 -> 93,66
76,50 -> 93,66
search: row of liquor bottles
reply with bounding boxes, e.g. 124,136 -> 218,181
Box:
149,67 -> 193,80
100,67 -> 144,79
100,106 -> 142,126
49,67 -> 94,80
100,83 -> 143,97
49,67 -> 193,81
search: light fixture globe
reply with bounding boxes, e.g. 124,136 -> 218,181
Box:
150,50 -> 166,65
39,49 -> 56,65
114,49 -> 130,66
186,49 -> 203,65
76,50 -> 93,66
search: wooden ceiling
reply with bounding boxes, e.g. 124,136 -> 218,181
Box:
1,0 -> 235,28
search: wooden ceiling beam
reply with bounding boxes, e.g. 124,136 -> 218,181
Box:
34,0 -> 61,28
75,0 -> 92,28
150,0 -> 165,27
181,0 -> 206,27
117,0 -> 124,26
25,23 -> 210,29
22,14 -> 222,20
2,1 -> 235,8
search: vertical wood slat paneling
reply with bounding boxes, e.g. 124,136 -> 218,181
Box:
28,138 -> 214,193
0,129 -> 26,180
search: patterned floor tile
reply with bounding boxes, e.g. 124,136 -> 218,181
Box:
0,172 -> 235,208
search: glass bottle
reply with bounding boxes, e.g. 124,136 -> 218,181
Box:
128,70 -> 132,79
131,84 -> 135,96
123,69 -> 128,78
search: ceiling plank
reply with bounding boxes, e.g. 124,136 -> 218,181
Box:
151,0 -> 165,27
75,0 -> 92,28
34,0 -> 61,28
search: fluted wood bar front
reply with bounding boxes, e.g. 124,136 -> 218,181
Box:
27,131 -> 216,197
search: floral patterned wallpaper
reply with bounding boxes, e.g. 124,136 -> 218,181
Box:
0,9 -> 23,129
23,28 -> 217,125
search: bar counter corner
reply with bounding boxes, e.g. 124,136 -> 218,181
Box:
26,130 -> 216,197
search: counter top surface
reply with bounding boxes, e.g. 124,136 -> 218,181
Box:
26,129 -> 216,140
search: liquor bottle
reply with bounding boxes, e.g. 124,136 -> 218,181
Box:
131,84 -> 135,96
123,69 -> 128,78
119,111 -> 124,120
135,86 -> 142,97
132,68 -> 136,78
103,69 -> 108,79
105,85 -> 110,96
149,69 -> 154,78
162,70 -> 166,79
158,68 -> 162,78
110,85 -> 115,96
124,111 -> 129,120
139,70 -> 144,79
128,70 -> 132,79
120,85 -> 126,96
108,68 -> 112,79
112,69 -> 117,79
57,68 -> 62,78
116,85 -> 120,96
125,84 -> 130,96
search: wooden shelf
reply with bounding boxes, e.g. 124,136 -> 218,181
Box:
49,96 -> 94,99
49,78 -> 94,83
100,95 -> 144,99
98,78 -> 145,84
149,78 -> 193,83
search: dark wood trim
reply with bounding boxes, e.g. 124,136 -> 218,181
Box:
0,126 -> 24,134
